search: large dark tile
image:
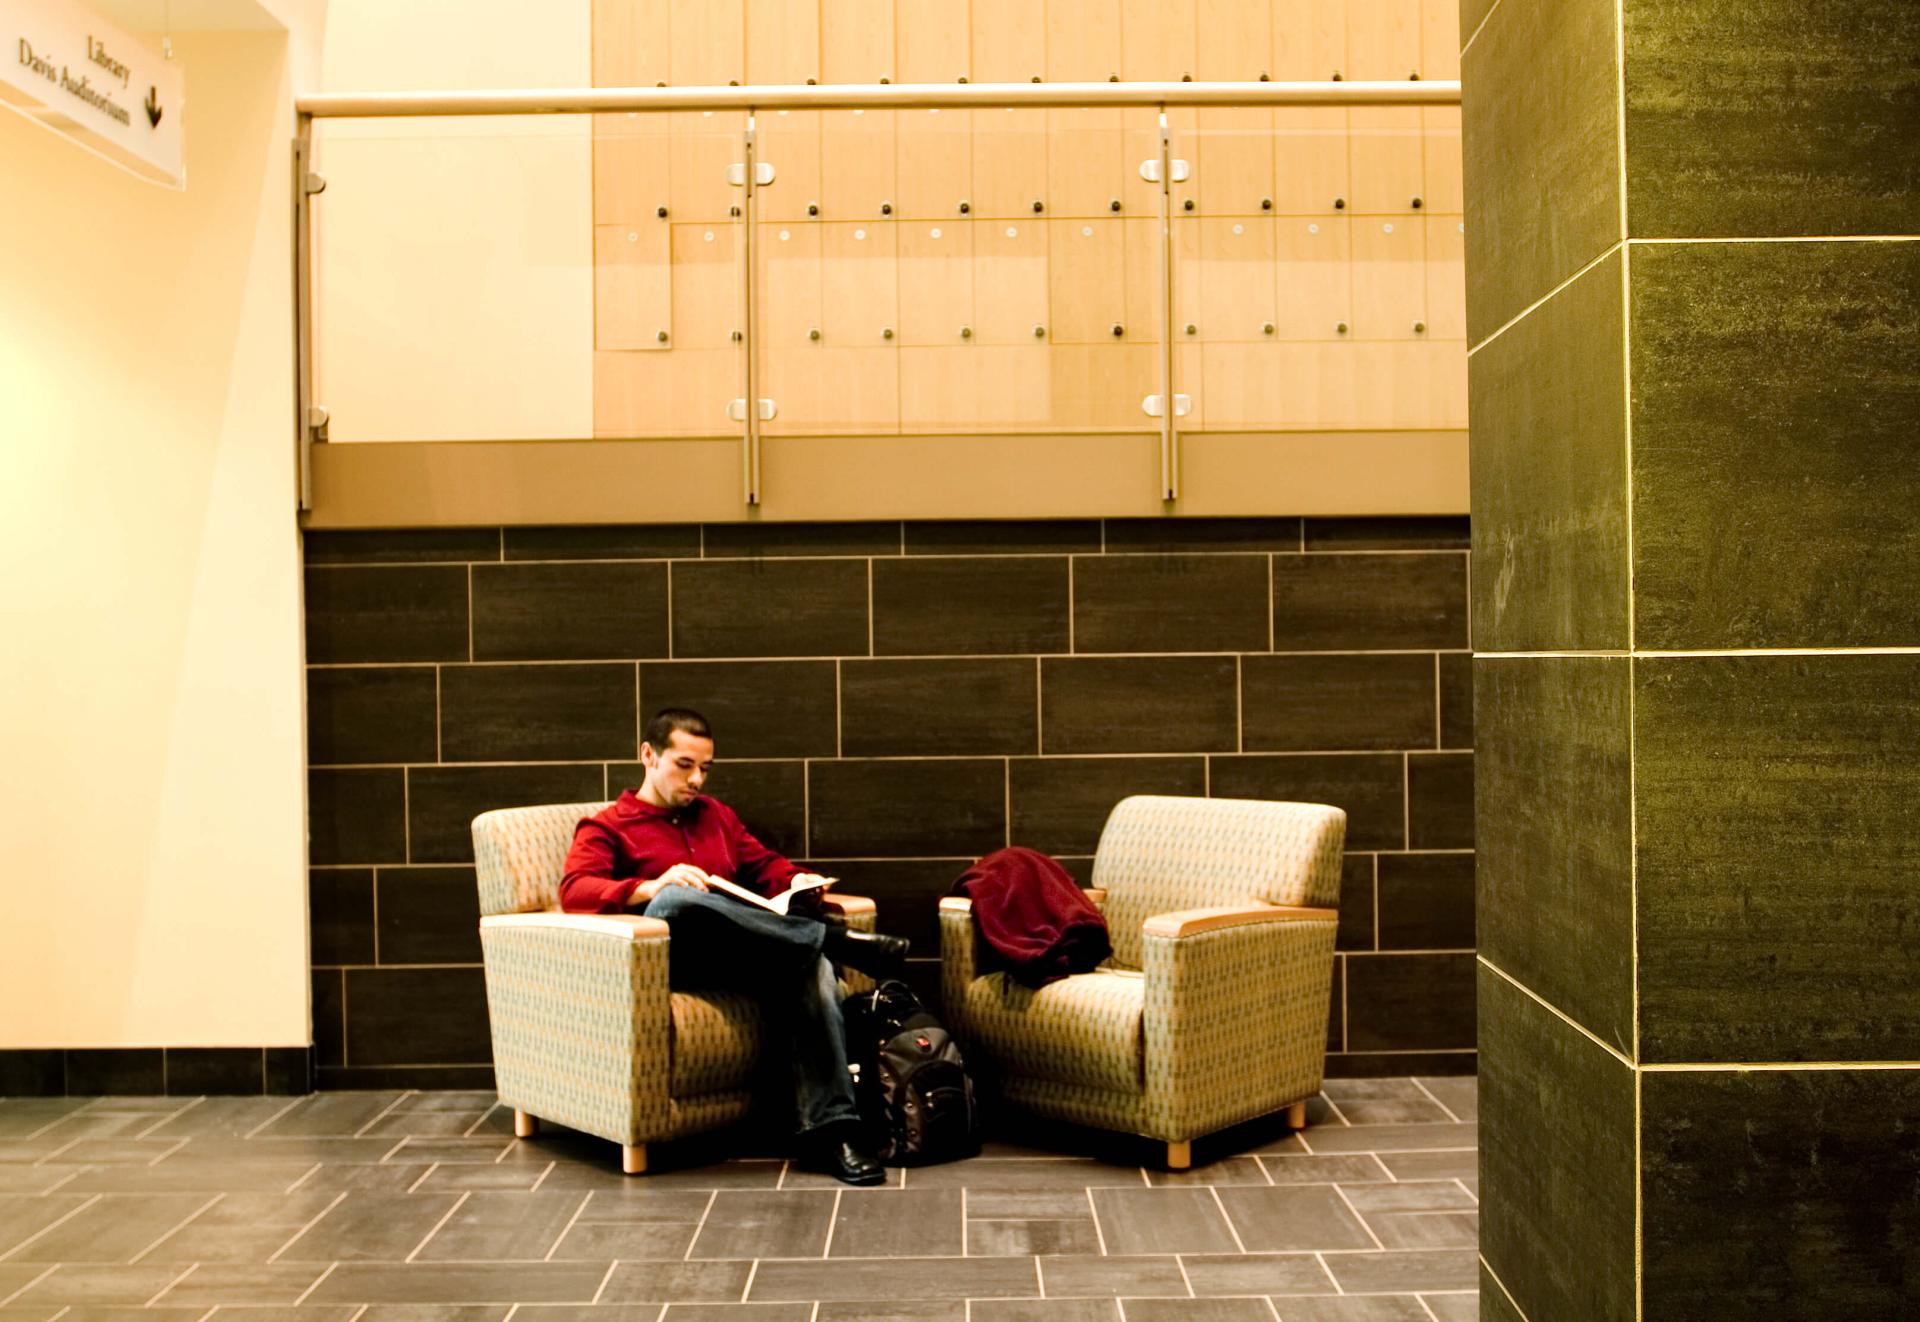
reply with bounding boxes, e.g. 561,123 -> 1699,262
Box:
1321,1251 -> 1479,1294
1475,656 -> 1632,1052
1336,853 -> 1375,951
503,525 -> 701,561
307,668 -> 439,765
701,521 -> 900,558
904,521 -> 1101,555
1033,1256 -> 1185,1298
1208,754 -> 1405,852
796,860 -> 969,948
1304,518 -> 1470,551
1462,0 -> 1622,342
1213,1186 -> 1375,1251
1272,555 -> 1467,651
1102,518 -> 1301,552
1344,954 -> 1476,1051
1642,1066 -> 1920,1320
1478,963 -> 1635,1322
808,760 -> 1006,858
1637,653 -> 1920,1062
688,1190 -> 835,1260
310,769 -> 407,866
309,1263 -> 607,1304
1007,755 -> 1206,855
828,1189 -> 963,1258
312,970 -> 346,1068
1376,854 -> 1475,951
306,529 -> 500,565
310,869 -> 376,966
1630,240 -> 1920,649
378,868 -> 482,965
164,1050 -> 264,1097
671,560 -> 870,658
637,660 -> 837,758
841,659 -> 1037,756
5,1193 -> 211,1261
342,969 -> 491,1068
1623,0 -> 1920,239
405,764 -> 606,864
63,1051 -> 164,1096
1177,1254 -> 1335,1296
1468,247 -> 1629,653
1041,657 -> 1238,754
0,1052 -> 64,1096
1407,752 -> 1473,849
264,1049 -> 312,1095
306,567 -> 470,664
1438,653 -> 1471,749
439,664 -> 637,762
139,1191 -> 342,1263
413,1191 -> 589,1262
871,556 -> 1070,656
750,1257 -> 1038,1302
1242,654 -> 1436,752
1071,554 -> 1270,654
1088,1188 -> 1239,1254
471,563 -> 669,661
1115,1303 -> 1272,1322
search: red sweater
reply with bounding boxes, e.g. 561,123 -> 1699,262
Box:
560,791 -> 802,913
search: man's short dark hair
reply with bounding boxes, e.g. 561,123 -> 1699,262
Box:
644,707 -> 712,752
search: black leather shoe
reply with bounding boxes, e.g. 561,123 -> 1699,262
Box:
821,926 -> 911,980
803,1135 -> 885,1186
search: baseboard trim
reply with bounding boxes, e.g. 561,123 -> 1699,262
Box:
0,1047 -> 313,1096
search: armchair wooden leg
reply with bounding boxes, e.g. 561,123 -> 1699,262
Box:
1166,1140 -> 1192,1171
622,1143 -> 648,1176
1286,1100 -> 1308,1130
513,1110 -> 538,1139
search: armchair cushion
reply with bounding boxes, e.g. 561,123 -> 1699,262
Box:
669,990 -> 764,1096
961,967 -> 1145,1094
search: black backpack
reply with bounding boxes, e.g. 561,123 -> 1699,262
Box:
841,980 -> 980,1165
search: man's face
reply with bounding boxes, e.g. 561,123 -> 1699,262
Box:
642,729 -> 714,808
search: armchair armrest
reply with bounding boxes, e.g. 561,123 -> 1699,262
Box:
822,893 -> 876,925
481,911 -> 670,940
1137,904 -> 1339,1142
1141,903 -> 1336,940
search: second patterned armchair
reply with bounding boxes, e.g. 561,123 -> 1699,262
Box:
471,802 -> 877,1175
940,794 -> 1345,1169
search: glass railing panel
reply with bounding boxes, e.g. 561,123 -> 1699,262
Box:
315,117 -> 603,443
1171,108 -> 1466,433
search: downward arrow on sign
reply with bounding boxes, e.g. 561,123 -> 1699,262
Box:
144,86 -> 162,128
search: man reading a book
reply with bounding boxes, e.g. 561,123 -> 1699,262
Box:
560,707 -> 908,1186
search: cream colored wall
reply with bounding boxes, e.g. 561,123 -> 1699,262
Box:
315,1 -> 593,442
0,27 -> 314,1047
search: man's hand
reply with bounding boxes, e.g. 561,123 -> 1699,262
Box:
630,863 -> 712,905
782,872 -> 836,916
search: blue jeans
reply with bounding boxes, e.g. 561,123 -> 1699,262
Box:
638,886 -> 859,1136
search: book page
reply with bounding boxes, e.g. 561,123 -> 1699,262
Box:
703,873 -> 836,915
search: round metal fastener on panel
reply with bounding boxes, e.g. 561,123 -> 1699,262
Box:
959,200 -> 971,214
1184,323 -> 1197,336
1413,321 -> 1427,334
1032,200 -> 1045,213
1335,321 -> 1349,334
1183,199 -> 1195,211
1033,325 -> 1046,338
1262,322 -> 1275,335
1412,197 -> 1424,209
657,205 -> 668,218
809,328 -> 821,341
657,330 -> 669,343
1111,323 -> 1124,337
1261,197 -> 1273,210
880,202 -> 893,215
881,327 -> 894,339
1333,197 -> 1346,210
807,202 -> 819,216
1110,198 -> 1122,211
960,326 -> 972,339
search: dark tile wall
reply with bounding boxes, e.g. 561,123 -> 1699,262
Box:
0,1048 -> 312,1096
304,518 -> 1476,1089
1467,0 -> 1920,1315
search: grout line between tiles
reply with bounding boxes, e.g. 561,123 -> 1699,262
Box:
407,1185 -> 468,1257
1482,1253 -> 1533,1321
1174,1252 -> 1194,1297
1207,1185 -> 1248,1254
1480,955 -> 1633,1068
269,1190 -> 348,1264
1085,1186 -> 1108,1256
1408,1076 -> 1461,1124
131,1192 -> 224,1264
292,1261 -> 339,1307
1460,0 -> 1502,59
1314,1250 -> 1342,1293
1330,1182 -> 1386,1251
144,1261 -> 198,1307
1415,1295 -> 1443,1322
0,1192 -> 100,1263
1468,241 -> 1623,359
1033,1254 -> 1045,1298
685,1191 -> 718,1260
0,1264 -> 58,1308
353,1093 -> 412,1138
740,1257 -> 760,1302
820,1187 -> 844,1260
589,1259 -> 619,1306
405,1163 -> 439,1194
544,1191 -> 592,1262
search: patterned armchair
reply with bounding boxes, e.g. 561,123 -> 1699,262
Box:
471,802 -> 877,1175
939,794 -> 1344,1169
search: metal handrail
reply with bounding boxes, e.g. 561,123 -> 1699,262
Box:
296,79 -> 1458,118
293,79 -> 1462,510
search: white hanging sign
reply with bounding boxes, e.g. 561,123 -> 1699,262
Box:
0,0 -> 185,188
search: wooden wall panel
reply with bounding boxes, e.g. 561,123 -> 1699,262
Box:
744,0 -> 817,84
820,221 -> 899,346
669,221 -> 740,348
1423,214 -> 1466,341
593,115 -> 671,225
1046,0 -> 1121,81
972,219 -> 1049,343
1048,218 -> 1127,344
592,0 -> 670,86
594,348 -> 738,436
1350,216 -> 1426,340
1275,216 -> 1353,340
821,109 -> 895,219
757,110 -> 823,223
1195,216 -> 1277,342
896,0 -> 970,83
595,222 -> 673,351
897,221 -> 973,346
820,0 -> 893,82
896,110 -> 972,219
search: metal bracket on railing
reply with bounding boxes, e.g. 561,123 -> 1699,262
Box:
1137,157 -> 1189,184
1141,394 -> 1191,418
727,398 -> 777,421
728,161 -> 776,188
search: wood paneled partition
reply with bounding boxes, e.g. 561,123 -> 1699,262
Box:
588,0 -> 1466,439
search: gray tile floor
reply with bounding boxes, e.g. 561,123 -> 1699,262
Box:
0,1077 -> 1477,1322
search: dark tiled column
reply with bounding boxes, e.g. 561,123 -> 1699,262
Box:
1466,0 -> 1920,1317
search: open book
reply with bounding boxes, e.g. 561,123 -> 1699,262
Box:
705,873 -> 836,916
